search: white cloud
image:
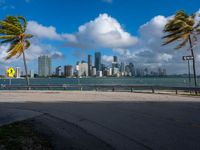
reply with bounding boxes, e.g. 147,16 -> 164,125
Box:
0,43 -> 63,62
102,55 -> 113,63
26,43 -> 64,60
65,13 -> 138,50
27,21 -> 62,40
109,12 -> 200,74
157,53 -> 173,62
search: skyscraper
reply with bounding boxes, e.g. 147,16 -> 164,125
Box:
88,55 -> 92,76
78,62 -> 88,77
55,66 -> 62,77
129,63 -> 135,76
15,67 -> 21,78
64,65 -> 73,77
30,70 -> 34,78
38,55 -> 52,77
95,52 -> 101,71
113,56 -> 118,63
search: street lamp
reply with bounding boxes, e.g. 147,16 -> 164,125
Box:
182,56 -> 194,87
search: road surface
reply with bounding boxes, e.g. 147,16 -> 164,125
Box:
0,91 -> 200,150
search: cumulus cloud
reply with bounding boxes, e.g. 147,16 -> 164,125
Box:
110,12 -> 200,74
62,11 -> 200,74
102,55 -> 113,63
0,19 -> 66,74
27,21 -> 62,40
0,42 -> 64,74
65,13 -> 138,50
0,43 -> 64,64
157,53 -> 173,62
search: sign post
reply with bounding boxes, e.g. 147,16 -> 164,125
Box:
6,67 -> 15,86
182,56 -> 194,87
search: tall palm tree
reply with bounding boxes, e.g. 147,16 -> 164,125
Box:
163,10 -> 199,87
0,16 -> 33,86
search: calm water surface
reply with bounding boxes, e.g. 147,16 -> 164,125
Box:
0,77 -> 199,87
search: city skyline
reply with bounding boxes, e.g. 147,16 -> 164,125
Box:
0,0 -> 200,75
36,52 -> 167,78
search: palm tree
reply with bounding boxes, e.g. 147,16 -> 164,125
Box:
163,10 -> 199,87
0,16 -> 33,86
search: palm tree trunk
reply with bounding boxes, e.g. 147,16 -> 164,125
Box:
22,50 -> 30,86
188,35 -> 197,87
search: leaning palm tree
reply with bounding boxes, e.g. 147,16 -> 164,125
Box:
163,10 -> 199,87
0,16 -> 33,86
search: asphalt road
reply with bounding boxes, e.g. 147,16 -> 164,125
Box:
0,92 -> 200,150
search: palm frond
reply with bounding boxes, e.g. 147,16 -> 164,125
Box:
0,35 -> 16,39
162,36 -> 181,46
0,29 -> 17,35
5,16 -> 21,29
24,34 -> 33,39
0,21 -> 21,35
24,40 -> 30,49
175,38 -> 188,49
6,40 -> 19,52
162,27 -> 186,39
1,38 -> 16,44
0,35 -> 17,44
18,16 -> 27,32
6,42 -> 23,59
162,10 -> 195,49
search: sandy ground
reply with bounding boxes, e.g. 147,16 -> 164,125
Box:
0,91 -> 199,102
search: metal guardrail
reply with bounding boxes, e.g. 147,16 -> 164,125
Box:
0,84 -> 200,94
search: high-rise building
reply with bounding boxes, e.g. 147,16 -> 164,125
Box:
120,62 -> 125,72
108,68 -> 113,76
64,65 -> 73,77
38,55 -> 52,77
125,65 -> 131,76
78,62 -> 88,77
95,52 -> 101,71
56,66 -> 62,77
112,63 -> 119,76
129,63 -> 135,76
30,70 -> 34,78
15,67 -> 21,78
113,56 -> 118,63
97,71 -> 103,77
112,67 -> 119,76
92,67 -> 97,76
136,68 -> 144,77
144,68 -> 149,76
88,55 -> 92,76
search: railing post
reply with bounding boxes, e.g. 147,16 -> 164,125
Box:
152,88 -> 155,93
112,87 -> 115,92
176,89 -> 178,95
131,88 -> 133,93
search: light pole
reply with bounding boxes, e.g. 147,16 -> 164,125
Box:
182,56 -> 194,87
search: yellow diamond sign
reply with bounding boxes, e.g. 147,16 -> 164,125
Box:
7,67 -> 15,78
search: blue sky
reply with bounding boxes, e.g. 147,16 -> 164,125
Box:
0,0 -> 200,74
